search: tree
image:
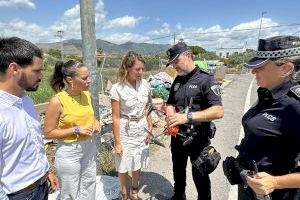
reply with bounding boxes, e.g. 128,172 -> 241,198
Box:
189,45 -> 221,60
200,51 -> 220,60
189,46 -> 206,55
227,49 -> 256,67
48,48 -> 62,59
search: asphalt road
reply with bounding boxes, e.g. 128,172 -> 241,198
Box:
138,73 -> 258,200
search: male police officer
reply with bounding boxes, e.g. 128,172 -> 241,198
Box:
166,42 -> 224,200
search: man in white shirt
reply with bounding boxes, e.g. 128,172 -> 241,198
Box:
0,37 -> 59,200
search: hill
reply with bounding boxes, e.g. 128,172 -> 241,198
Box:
37,39 -> 171,55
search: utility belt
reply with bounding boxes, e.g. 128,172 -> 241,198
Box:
222,157 -> 253,185
120,114 -> 145,122
223,157 -> 273,200
175,122 -> 216,142
8,173 -> 48,196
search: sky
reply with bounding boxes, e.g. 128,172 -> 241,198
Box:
1,0 -> 300,51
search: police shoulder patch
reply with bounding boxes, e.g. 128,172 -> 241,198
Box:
210,85 -> 222,96
290,85 -> 300,98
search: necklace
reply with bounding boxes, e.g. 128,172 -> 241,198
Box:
65,91 -> 82,104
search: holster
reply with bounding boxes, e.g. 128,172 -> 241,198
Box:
208,122 -> 216,139
222,156 -> 243,185
192,146 -> 221,176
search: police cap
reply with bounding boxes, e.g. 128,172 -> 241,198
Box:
166,42 -> 189,66
245,35 -> 300,69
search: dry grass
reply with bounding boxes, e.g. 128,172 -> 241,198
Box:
97,150 -> 118,176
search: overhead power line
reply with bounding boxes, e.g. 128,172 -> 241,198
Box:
141,23 -> 300,43
184,23 -> 300,36
142,34 -> 174,43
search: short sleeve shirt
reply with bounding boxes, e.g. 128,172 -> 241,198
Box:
110,79 -> 150,117
167,67 -> 222,132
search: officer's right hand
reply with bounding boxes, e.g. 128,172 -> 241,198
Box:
114,144 -> 123,156
167,112 -> 188,127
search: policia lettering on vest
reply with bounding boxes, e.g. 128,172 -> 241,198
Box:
223,35 -> 300,200
165,42 -> 224,200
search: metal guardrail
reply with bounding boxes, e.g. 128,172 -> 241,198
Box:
34,102 -> 49,114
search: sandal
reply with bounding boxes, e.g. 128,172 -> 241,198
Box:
131,187 -> 139,200
120,192 -> 130,200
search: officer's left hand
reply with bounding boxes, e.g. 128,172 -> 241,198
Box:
167,113 -> 188,127
246,172 -> 277,195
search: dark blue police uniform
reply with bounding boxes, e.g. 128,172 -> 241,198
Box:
167,66 -> 222,200
237,81 -> 300,200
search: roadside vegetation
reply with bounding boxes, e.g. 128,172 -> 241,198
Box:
29,46 -> 253,104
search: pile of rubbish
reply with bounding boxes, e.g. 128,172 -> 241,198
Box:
148,71 -> 174,101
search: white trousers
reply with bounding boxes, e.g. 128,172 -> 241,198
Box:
55,137 -> 97,200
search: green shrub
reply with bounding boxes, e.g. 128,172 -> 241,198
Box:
27,82 -> 54,104
97,150 -> 117,176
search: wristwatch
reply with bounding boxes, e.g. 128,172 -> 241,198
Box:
187,112 -> 193,123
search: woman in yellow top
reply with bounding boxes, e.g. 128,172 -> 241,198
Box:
44,60 -> 100,200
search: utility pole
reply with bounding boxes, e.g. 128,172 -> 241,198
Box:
257,11 -> 267,47
80,0 -> 100,120
173,32 -> 176,45
56,30 -> 64,60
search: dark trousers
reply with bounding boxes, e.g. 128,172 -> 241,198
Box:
8,182 -> 49,200
171,136 -> 211,200
238,185 -> 255,200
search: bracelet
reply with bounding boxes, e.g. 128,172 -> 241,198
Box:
74,126 -> 80,135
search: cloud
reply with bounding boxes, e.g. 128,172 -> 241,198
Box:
95,0 -> 106,23
176,23 -> 182,30
147,23 -> 171,35
176,17 -> 299,51
0,19 -> 51,43
0,0 -> 36,9
2,0 -> 300,53
100,32 -> 149,44
64,4 -> 80,18
103,16 -> 143,29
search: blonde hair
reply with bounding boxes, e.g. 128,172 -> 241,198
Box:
273,56 -> 300,81
117,51 -> 145,82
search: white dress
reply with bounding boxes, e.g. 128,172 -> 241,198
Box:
110,79 -> 150,173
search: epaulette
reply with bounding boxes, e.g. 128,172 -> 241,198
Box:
197,67 -> 210,75
288,84 -> 300,100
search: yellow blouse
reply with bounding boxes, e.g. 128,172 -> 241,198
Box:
56,91 -> 95,143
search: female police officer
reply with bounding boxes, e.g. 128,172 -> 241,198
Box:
236,36 -> 300,200
165,42 -> 224,200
